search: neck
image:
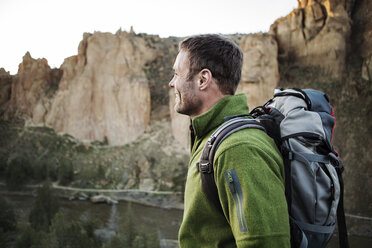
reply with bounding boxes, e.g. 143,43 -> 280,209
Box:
190,91 -> 229,119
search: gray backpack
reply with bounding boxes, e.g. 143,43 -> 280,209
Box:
197,88 -> 349,248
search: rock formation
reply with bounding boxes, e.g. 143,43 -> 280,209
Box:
0,68 -> 12,115
270,0 -> 352,78
45,31 -> 158,146
2,31 -> 161,146
3,53 -> 62,123
237,33 -> 279,109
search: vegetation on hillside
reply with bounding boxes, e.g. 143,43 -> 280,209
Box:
0,119 -> 188,192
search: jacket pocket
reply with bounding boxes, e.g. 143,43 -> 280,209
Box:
225,169 -> 247,232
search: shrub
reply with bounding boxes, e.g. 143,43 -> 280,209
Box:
58,158 -> 74,186
14,225 -> 46,248
29,181 -> 60,231
5,156 -> 32,189
48,212 -> 102,248
0,196 -> 17,233
33,160 -> 49,182
0,152 -> 7,176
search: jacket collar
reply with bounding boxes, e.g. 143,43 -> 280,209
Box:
191,94 -> 249,138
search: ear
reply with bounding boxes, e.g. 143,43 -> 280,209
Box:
198,69 -> 213,91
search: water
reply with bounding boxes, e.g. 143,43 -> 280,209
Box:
2,193 -> 372,247
1,193 -> 183,242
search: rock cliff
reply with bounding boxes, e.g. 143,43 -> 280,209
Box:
270,0 -> 352,78
237,33 -> 279,109
3,53 -> 62,123
45,31 -> 157,146
0,68 -> 12,115
3,31 -> 161,146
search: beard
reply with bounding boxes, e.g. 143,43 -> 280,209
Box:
174,81 -> 202,117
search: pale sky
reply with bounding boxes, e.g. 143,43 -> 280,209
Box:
0,0 -> 297,75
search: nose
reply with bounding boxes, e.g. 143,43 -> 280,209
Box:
169,77 -> 174,88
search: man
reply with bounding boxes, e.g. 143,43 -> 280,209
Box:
169,34 -> 290,247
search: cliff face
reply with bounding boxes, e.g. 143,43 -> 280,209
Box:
45,31 -> 157,146
0,68 -> 12,113
3,53 -> 62,123
270,0 -> 352,78
3,31 -> 160,146
237,34 -> 279,109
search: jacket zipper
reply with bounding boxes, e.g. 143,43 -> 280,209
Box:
225,170 -> 248,232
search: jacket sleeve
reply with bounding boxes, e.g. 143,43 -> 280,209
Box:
214,142 -> 291,248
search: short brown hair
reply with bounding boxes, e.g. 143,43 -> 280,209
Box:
179,34 -> 243,95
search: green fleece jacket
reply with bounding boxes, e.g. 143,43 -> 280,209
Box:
178,94 -> 290,248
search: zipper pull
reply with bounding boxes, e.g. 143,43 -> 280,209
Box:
331,182 -> 335,200
227,171 -> 236,193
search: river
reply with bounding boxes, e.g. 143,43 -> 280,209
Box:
1,193 -> 182,247
2,192 -> 371,247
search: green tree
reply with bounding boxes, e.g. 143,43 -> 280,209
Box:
0,196 -> 17,248
47,212 -> 101,248
0,196 -> 16,232
29,181 -> 60,231
14,225 -> 47,248
58,158 -> 74,185
5,156 -> 32,189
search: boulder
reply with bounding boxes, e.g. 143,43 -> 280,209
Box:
90,194 -> 118,205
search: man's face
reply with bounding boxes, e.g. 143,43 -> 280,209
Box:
169,50 -> 202,117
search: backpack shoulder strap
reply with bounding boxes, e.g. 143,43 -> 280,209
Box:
196,117 -> 265,214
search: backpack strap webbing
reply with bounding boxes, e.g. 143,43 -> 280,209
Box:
196,118 -> 265,214
328,152 -> 349,248
337,173 -> 349,248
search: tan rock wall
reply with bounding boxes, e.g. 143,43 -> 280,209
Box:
45,31 -> 157,146
3,52 -> 62,124
237,34 -> 279,110
0,68 -> 12,108
270,0 -> 351,78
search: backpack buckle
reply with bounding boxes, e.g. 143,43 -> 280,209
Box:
329,153 -> 344,173
196,161 -> 212,173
